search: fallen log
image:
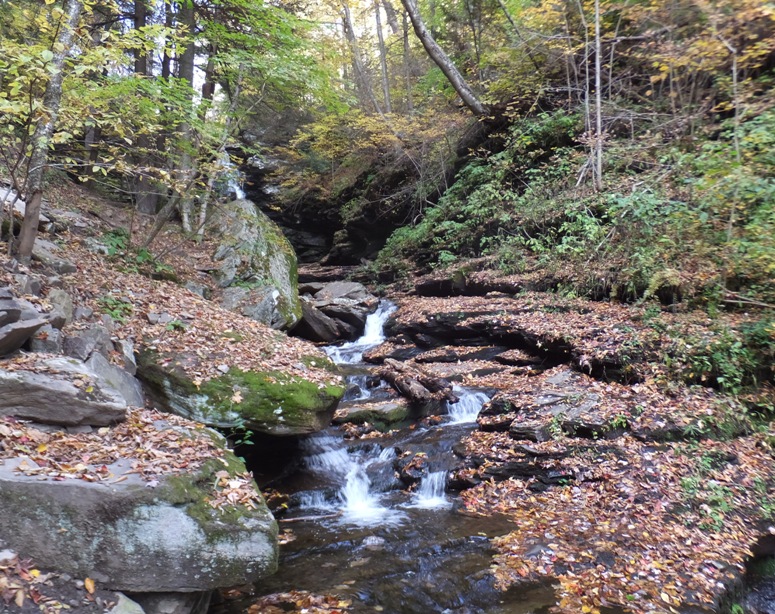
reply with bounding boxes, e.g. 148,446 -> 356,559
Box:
379,358 -> 459,407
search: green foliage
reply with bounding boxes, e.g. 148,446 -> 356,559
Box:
670,318 -> 774,394
98,293 -> 133,324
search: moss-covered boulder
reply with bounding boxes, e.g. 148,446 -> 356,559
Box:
0,410 -> 278,593
212,199 -> 302,330
138,349 -> 345,436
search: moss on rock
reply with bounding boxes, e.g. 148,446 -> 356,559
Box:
137,349 -> 345,436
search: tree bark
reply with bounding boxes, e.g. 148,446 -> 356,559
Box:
399,0 -> 488,116
17,0 -> 83,264
402,10 -> 414,113
342,0 -> 383,114
175,0 -> 197,233
379,358 -> 459,407
382,0 -> 399,34
374,0 -> 392,113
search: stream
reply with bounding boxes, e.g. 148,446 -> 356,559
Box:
212,302 -> 558,613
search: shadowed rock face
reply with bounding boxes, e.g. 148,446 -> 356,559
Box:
0,447 -> 278,592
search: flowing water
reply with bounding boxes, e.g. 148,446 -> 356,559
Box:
212,300 -> 565,613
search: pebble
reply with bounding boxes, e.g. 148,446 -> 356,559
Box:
0,549 -> 17,564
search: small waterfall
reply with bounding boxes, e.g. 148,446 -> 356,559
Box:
409,471 -> 452,509
299,433 -> 404,526
445,386 -> 490,424
326,301 -> 396,365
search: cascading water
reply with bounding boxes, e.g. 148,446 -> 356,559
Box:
325,301 -> 396,364
296,298 -> 491,526
409,471 -> 452,509
446,386 -> 491,425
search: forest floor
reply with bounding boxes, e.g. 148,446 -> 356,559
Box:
355,268 -> 775,614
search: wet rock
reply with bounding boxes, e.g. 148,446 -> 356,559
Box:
128,592 -> 212,614
333,400 -> 410,427
293,299 -> 340,343
396,452 -> 429,486
0,356 -> 127,426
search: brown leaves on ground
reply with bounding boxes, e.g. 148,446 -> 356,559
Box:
0,409 -> 263,512
247,590 -> 351,614
0,551 -> 113,614
458,425 -> 775,613
33,238 -> 340,389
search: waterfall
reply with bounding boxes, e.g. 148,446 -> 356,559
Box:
325,300 -> 396,364
445,386 -> 490,424
299,433 -> 404,526
409,471 -> 452,509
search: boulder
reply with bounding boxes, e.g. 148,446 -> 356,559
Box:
136,349 -> 344,437
0,356 -> 128,426
333,400 -> 410,428
29,323 -> 64,353
48,288 -> 74,325
64,324 -> 113,361
0,436 -> 278,592
220,286 -> 287,330
314,281 -> 375,304
211,199 -> 301,330
293,299 -> 340,343
87,352 -> 145,408
0,317 -> 47,356
31,239 -> 77,274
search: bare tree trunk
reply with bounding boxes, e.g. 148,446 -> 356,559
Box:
593,0 -> 603,191
402,9 -> 414,113
133,0 -> 159,215
382,0 -> 399,34
375,0 -> 392,113
17,0 -> 83,264
399,0 -> 487,116
176,0 -> 196,233
342,0 -> 383,114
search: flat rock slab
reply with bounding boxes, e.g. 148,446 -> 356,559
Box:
0,356 -> 128,426
0,450 -> 277,592
0,317 -> 47,356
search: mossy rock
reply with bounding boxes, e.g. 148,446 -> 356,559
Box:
0,427 -> 277,592
212,199 -> 302,330
137,349 -> 345,436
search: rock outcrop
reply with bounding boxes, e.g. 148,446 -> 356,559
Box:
137,349 -> 344,437
0,412 -> 278,593
211,199 -> 302,330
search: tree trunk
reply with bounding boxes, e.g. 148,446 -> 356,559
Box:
593,0 -> 603,191
175,0 -> 197,233
382,0 -> 399,34
375,0 -> 392,113
402,9 -> 414,113
133,0 -> 159,215
399,0 -> 487,116
17,0 -> 83,264
342,0 -> 382,114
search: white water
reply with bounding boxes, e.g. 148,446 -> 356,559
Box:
408,471 -> 452,510
445,386 -> 490,424
325,301 -> 396,364
298,298 -> 489,526
300,434 -> 405,526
